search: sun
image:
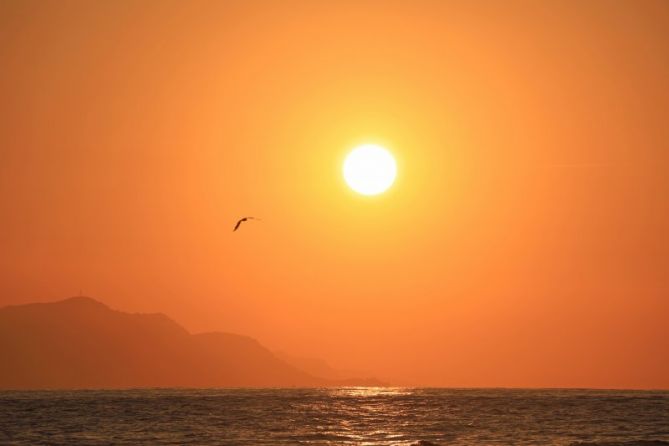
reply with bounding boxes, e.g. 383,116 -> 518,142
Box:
343,144 -> 397,196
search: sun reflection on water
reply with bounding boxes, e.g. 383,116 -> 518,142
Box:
327,387 -> 414,398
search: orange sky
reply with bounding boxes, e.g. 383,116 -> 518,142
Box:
1,0 -> 668,388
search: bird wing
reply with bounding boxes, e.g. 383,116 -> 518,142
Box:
233,220 -> 243,231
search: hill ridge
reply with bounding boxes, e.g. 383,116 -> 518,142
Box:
0,296 -> 386,389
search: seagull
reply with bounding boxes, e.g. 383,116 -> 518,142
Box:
233,217 -> 260,232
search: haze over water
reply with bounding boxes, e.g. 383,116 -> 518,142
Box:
1,388 -> 667,445
2,0 -> 669,390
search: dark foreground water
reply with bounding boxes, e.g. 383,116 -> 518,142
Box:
0,388 -> 667,445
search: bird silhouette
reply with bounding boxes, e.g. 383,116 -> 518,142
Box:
233,217 -> 260,231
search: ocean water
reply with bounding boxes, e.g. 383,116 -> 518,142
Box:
0,388 -> 667,445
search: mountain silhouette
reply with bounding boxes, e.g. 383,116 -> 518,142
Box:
0,297 -> 385,389
275,351 -> 385,386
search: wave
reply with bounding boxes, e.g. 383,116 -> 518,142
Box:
570,441 -> 669,446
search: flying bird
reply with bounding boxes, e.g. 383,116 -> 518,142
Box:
233,217 -> 260,232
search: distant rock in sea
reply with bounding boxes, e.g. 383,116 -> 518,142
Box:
0,296 -> 387,389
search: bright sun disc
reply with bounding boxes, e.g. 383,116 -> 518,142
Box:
343,144 -> 397,195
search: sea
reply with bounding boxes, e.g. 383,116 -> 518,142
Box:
0,388 -> 667,445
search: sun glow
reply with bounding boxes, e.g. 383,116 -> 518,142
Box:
343,144 -> 397,196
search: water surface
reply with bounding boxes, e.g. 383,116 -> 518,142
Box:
0,388 -> 667,445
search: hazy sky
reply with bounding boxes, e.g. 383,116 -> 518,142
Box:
1,0 -> 668,388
